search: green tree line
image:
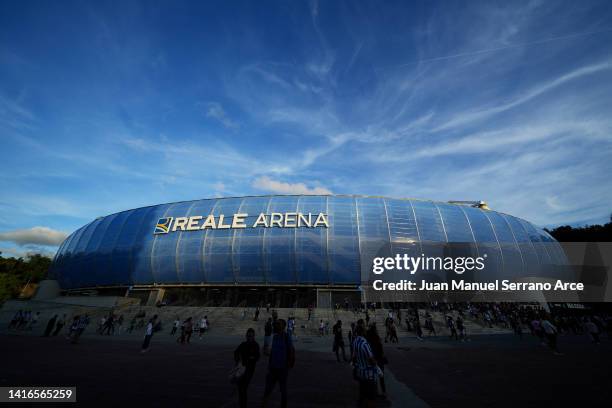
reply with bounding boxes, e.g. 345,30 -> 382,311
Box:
546,215 -> 612,242
0,253 -> 51,304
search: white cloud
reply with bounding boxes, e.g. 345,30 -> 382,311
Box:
0,227 -> 68,246
434,60 -> 612,132
205,102 -> 239,129
252,176 -> 332,195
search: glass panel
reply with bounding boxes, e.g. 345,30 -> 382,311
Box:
176,199 -> 216,283
295,196 -> 328,284
131,204 -> 172,285
90,211 -> 131,286
460,207 -> 503,279
357,197 -> 392,281
411,201 -> 446,281
436,203 -> 479,281
264,196 -> 299,283
327,196 -> 360,284
540,230 -> 566,265
519,220 -> 551,270
411,201 -> 446,243
69,218 -> 104,288
484,212 -> 523,279
110,207 -> 151,286
386,199 -> 420,256
73,214 -> 113,287
63,227 -> 85,255
151,201 -> 194,283
504,215 -> 539,277
51,228 -> 82,287
233,196 -> 270,283
204,198 -> 242,283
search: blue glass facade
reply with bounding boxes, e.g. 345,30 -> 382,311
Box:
49,195 -> 567,289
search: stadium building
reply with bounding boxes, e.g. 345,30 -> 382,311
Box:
49,195 -> 568,307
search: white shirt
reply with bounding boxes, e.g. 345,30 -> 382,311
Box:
145,322 -> 153,336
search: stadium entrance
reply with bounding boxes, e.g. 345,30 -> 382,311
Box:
87,286 -> 362,309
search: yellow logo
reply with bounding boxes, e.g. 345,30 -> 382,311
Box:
154,217 -> 173,234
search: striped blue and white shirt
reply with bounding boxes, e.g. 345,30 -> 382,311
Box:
352,335 -> 377,381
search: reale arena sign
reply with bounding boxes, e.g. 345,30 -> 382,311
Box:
154,212 -> 329,234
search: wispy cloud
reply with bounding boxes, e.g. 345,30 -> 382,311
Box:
1,0 -> 611,235
434,60 -> 612,131
205,102 -> 239,129
0,227 -> 68,246
252,176 -> 332,195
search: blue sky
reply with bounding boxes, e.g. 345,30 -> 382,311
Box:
1,0 -> 612,258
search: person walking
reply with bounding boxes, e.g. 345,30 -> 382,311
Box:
414,317 -> 423,340
262,319 -> 294,408
425,314 -> 436,336
199,317 -> 207,338
102,313 -> 115,335
264,318 -> 273,355
71,315 -> 89,344
43,315 -> 58,337
585,318 -> 601,344
67,316 -> 79,341
53,314 -> 66,336
97,316 -> 106,335
171,317 -> 180,335
456,316 -> 466,341
141,315 -> 158,353
352,325 -> 378,407
388,321 -> 399,343
366,323 -> 387,398
28,312 -> 40,331
447,316 -> 458,340
348,322 -> 356,357
333,320 -> 348,362
287,317 -> 295,340
233,328 -> 261,408
8,310 -> 22,330
180,317 -> 193,344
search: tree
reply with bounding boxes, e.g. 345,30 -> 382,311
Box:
546,218 -> 612,242
0,252 -> 52,303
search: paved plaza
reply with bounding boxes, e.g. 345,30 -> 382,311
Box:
1,330 -> 610,407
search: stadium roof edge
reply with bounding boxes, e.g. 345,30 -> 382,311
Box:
90,194 -> 492,221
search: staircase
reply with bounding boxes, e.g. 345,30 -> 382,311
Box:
1,300 -> 512,338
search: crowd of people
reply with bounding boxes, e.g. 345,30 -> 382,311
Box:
5,302 -> 611,406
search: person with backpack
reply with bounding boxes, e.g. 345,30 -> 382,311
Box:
262,319 -> 294,408
233,328 -> 260,408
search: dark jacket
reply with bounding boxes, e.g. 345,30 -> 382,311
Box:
234,341 -> 261,373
